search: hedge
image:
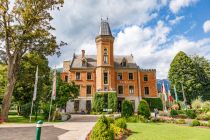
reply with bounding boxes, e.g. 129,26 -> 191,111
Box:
92,92 -> 117,113
144,98 -> 163,111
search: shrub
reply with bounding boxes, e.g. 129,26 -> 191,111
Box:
177,114 -> 188,119
110,124 -> 123,137
121,100 -> 134,117
191,97 -> 203,110
177,110 -> 185,114
202,101 -> 210,112
108,92 -> 117,112
138,99 -> 151,119
107,117 -> 114,124
90,116 -> 114,140
170,109 -> 178,117
138,115 -> 149,123
126,116 -> 139,123
144,98 -> 163,111
114,118 -> 127,129
92,93 -> 106,112
42,103 -> 55,119
171,104 -> 179,110
191,120 -> 200,126
186,109 -> 196,119
20,103 -> 31,118
196,113 -> 210,121
208,120 -> 210,127
175,119 -> 186,124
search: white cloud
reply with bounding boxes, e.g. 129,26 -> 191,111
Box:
203,20 -> 210,33
48,0 -> 167,67
114,22 -> 210,79
169,0 -> 198,14
169,16 -> 184,25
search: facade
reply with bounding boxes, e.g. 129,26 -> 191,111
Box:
61,20 -> 158,113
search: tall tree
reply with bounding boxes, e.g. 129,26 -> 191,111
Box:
0,0 -> 66,121
168,51 -> 203,104
13,52 -> 50,114
191,55 -> 210,100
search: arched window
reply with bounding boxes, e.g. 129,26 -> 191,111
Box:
104,48 -> 108,64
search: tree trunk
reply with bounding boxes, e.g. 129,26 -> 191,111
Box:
1,63 -> 17,121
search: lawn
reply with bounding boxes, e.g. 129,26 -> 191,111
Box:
127,123 -> 210,140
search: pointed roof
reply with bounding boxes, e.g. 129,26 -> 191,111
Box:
99,19 -> 112,36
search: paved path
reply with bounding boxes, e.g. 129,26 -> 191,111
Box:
0,115 -> 99,140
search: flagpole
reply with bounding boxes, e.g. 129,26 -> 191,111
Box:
48,95 -> 53,122
29,66 -> 38,123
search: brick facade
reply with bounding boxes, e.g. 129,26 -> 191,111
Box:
61,20 -> 158,113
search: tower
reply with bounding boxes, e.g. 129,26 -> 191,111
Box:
95,19 -> 115,91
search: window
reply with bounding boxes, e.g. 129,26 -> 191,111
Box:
129,85 -> 134,94
87,72 -> 92,80
104,48 -> 108,64
118,85 -> 123,94
121,58 -> 126,67
86,85 -> 92,95
76,72 -> 81,80
128,73 -> 133,80
144,75 -> 148,81
144,87 -> 149,95
117,73 -> 122,80
82,60 -> 86,67
64,75 -> 68,82
74,100 -> 79,112
104,72 -> 108,84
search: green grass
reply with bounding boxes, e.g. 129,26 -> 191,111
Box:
127,123 -> 210,140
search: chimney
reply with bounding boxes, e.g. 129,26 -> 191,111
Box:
81,50 -> 85,58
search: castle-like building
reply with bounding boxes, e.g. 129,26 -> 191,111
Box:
61,20 -> 158,113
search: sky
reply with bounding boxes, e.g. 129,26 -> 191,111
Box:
48,0 -> 210,79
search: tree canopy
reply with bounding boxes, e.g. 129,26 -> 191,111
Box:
0,0 -> 66,120
168,51 -> 210,103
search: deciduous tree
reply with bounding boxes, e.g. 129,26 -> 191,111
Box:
0,0 -> 66,121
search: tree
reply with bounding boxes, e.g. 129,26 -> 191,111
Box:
0,0 -> 66,121
168,51 -> 206,104
56,74 -> 79,110
191,55 -> 210,100
108,92 -> 117,112
121,100 -> 134,117
0,64 -> 7,104
13,52 -> 51,115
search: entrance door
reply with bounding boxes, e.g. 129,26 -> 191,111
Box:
117,98 -> 125,112
86,100 -> 91,114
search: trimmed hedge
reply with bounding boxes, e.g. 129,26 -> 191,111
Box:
90,116 -> 114,140
121,100 -> 134,117
138,99 -> 151,119
114,118 -> 127,129
108,92 -> 117,112
144,98 -> 163,111
92,92 -> 117,113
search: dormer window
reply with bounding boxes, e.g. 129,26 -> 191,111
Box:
82,60 -> 86,67
104,48 -> 108,64
121,57 -> 126,67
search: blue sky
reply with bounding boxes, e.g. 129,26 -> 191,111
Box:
48,0 -> 210,79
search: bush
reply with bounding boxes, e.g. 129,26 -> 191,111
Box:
196,113 -> 210,121
175,119 -> 186,124
202,101 -> 210,112
107,117 -> 114,124
191,97 -> 203,110
177,114 -> 188,119
108,92 -> 117,112
191,120 -> 200,126
170,109 -> 178,117
20,103 -> 31,118
138,99 -> 151,119
114,118 -> 127,129
90,116 -> 114,140
92,93 -> 106,112
121,100 -> 134,117
208,120 -> 210,127
42,103 -> 55,119
144,98 -> 163,111
126,116 -> 139,123
110,124 -> 123,137
186,109 -> 196,119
